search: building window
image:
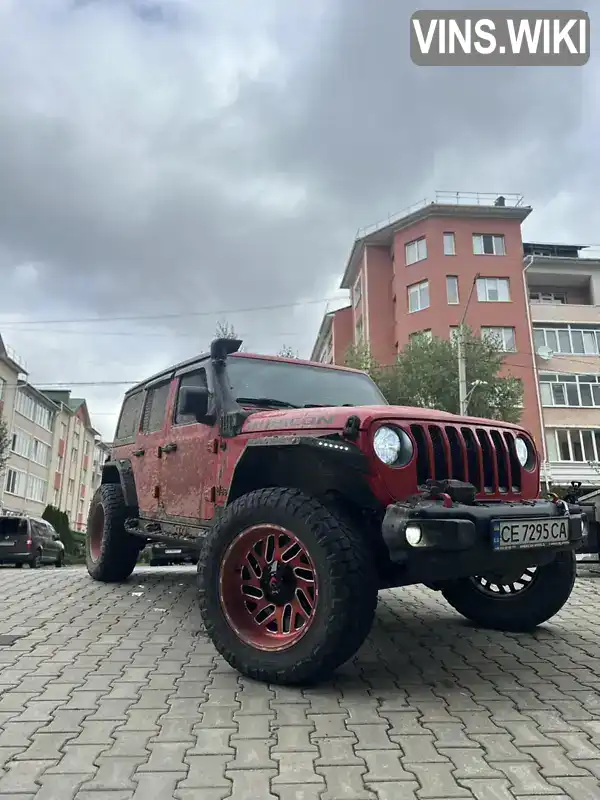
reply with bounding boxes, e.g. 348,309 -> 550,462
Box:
11,428 -> 31,459
473,234 -> 506,255
68,479 -> 75,495
60,422 -> 67,440
0,377 -> 5,401
15,390 -> 52,430
446,276 -> 459,305
476,277 -> 510,302
533,326 -> 600,356
546,428 -> 600,463
408,280 -> 430,313
355,316 -> 364,343
443,233 -> 456,256
529,291 -> 566,304
57,455 -> 64,473
5,468 -> 26,497
449,326 -> 460,343
405,237 -> 427,266
27,475 -> 48,503
31,439 -> 50,467
353,274 -> 362,307
35,405 -> 51,430
539,373 -> 600,408
15,390 -> 35,421
481,327 -> 517,352
409,330 -> 432,344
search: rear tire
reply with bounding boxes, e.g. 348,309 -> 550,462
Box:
441,551 -> 576,632
86,484 -> 141,582
197,487 -> 378,686
30,550 -> 42,569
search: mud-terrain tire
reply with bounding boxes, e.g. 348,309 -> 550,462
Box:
86,484 -> 141,582
441,551 -> 576,632
197,487 -> 378,685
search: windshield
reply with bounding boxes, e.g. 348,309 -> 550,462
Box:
227,356 -> 388,408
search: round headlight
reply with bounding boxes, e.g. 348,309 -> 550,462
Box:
515,435 -> 535,470
373,426 -> 413,467
514,436 -> 529,467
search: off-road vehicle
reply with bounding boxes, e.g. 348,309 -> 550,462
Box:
86,338 -> 583,685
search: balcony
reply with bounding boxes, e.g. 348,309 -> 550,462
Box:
530,303 -> 600,326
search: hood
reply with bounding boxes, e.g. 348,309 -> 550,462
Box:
241,404 -> 524,434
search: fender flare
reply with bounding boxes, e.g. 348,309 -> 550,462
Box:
101,460 -> 139,514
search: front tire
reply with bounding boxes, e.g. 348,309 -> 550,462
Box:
197,487 -> 378,686
441,551 -> 576,632
86,484 -> 141,582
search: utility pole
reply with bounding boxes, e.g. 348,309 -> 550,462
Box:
458,330 -> 468,415
458,274 -> 480,416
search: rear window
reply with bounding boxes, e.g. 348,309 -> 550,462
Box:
0,518 -> 28,536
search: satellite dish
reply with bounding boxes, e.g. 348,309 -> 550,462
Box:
537,345 -> 554,361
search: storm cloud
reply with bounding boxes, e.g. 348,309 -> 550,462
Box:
0,0 -> 596,438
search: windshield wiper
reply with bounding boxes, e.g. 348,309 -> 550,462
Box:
303,403 -> 356,408
236,397 -> 299,409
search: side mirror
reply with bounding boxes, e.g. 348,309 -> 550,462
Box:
179,386 -> 210,421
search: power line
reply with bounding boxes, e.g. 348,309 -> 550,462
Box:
0,327 -> 304,339
0,295 -> 346,328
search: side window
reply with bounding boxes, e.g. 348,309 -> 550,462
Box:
175,369 -> 208,425
141,381 -> 171,434
115,391 -> 144,441
31,520 -> 44,539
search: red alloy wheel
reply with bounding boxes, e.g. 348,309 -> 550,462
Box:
219,524 -> 319,652
89,505 -> 104,562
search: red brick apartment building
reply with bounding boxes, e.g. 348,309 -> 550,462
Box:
311,192 -> 600,490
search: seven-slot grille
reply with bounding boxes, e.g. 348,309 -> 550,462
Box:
409,423 -> 522,495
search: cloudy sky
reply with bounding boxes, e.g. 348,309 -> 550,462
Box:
0,0 -> 596,439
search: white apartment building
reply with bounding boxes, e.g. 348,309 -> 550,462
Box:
43,390 -> 104,531
1,334 -> 110,527
525,242 -> 600,490
1,375 -> 58,518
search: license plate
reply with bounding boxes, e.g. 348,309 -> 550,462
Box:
165,549 -> 182,554
0,541 -> 14,546
492,518 -> 569,551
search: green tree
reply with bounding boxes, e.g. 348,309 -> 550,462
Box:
345,327 -> 523,423
42,504 -> 77,555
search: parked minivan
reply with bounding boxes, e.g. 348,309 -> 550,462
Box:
0,515 -> 65,568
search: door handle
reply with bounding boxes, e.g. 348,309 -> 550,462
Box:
160,443 -> 177,454
133,449 -> 145,457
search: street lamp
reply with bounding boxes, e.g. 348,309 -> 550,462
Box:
464,379 -> 488,412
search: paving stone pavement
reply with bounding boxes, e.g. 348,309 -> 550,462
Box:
1,564 -> 600,799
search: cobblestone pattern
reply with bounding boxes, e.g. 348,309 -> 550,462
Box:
0,564 -> 599,798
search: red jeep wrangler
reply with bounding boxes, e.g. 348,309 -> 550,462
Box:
86,338 -> 583,685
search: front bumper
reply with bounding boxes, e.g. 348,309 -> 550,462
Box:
382,498 -> 583,566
